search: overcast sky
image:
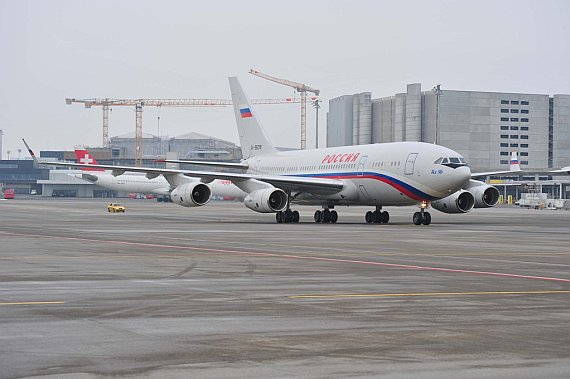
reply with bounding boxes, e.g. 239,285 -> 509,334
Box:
1,0 -> 569,158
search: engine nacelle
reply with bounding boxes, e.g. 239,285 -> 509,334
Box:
431,190 -> 475,214
170,182 -> 211,207
466,181 -> 500,208
244,188 -> 287,213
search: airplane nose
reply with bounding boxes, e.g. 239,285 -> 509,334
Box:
456,166 -> 471,185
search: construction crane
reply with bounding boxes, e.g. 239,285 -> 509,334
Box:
65,97 -> 303,167
249,69 -> 320,150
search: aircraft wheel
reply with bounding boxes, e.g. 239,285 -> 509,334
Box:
365,211 -> 373,224
330,210 -> 338,224
314,210 -> 322,223
381,211 -> 390,224
422,212 -> 431,225
276,211 -> 284,223
323,209 -> 331,223
375,210 -> 383,223
413,212 -> 423,225
293,210 -> 300,223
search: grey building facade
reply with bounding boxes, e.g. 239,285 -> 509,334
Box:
327,95 -> 354,147
327,84 -> 570,172
553,95 -> 570,167
109,132 -> 242,161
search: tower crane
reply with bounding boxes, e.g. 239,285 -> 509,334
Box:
66,97 -> 303,167
249,69 -> 320,150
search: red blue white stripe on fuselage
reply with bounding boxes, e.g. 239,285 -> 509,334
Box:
294,171 -> 438,202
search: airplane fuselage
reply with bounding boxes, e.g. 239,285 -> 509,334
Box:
81,172 -> 245,198
246,141 -> 471,206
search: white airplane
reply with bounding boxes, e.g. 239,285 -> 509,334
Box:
549,166 -> 570,175
70,148 -> 244,199
24,77 -> 520,225
72,148 -> 172,196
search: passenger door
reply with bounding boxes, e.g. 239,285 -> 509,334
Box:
357,155 -> 368,176
405,153 -> 418,175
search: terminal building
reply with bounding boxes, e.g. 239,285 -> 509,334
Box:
327,84 -> 570,172
109,132 -> 242,161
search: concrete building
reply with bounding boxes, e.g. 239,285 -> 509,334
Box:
328,84 -> 570,172
109,132 -> 242,161
327,93 -> 372,147
327,95 -> 353,147
553,95 -> 570,167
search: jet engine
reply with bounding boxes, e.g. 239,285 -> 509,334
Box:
465,180 -> 500,208
431,190 -> 475,214
170,183 -> 211,207
244,188 -> 287,213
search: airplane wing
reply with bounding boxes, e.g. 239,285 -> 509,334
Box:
159,159 -> 249,170
549,166 -> 570,174
471,169 -> 521,178
471,151 -> 522,178
23,139 -> 343,193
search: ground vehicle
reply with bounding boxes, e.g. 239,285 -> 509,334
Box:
3,188 -> 15,199
107,203 -> 126,212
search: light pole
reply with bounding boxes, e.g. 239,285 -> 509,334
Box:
311,98 -> 322,149
157,116 -> 162,156
17,148 -> 21,159
7,150 -> 11,159
432,84 -> 442,145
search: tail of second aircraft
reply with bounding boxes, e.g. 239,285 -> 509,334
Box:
229,76 -> 277,159
510,151 -> 520,172
74,149 -> 105,172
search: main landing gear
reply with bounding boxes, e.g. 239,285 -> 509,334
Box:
276,209 -> 300,223
276,190 -> 300,223
412,202 -> 431,225
365,206 -> 389,224
314,208 -> 338,224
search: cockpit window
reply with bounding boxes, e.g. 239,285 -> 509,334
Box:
438,156 -> 469,167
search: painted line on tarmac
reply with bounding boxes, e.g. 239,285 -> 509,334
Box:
290,290 -> 570,299
0,301 -> 65,306
2,231 -> 570,284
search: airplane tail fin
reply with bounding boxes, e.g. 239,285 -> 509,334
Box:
22,139 -> 40,166
509,151 -> 520,172
228,76 -> 277,159
74,149 -> 105,172
165,152 -> 179,170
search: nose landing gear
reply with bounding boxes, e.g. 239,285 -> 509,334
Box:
413,202 -> 431,225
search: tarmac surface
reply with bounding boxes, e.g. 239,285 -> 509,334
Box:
1,197 -> 570,378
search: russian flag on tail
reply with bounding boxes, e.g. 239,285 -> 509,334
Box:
509,151 -> 520,172
240,107 -> 253,118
